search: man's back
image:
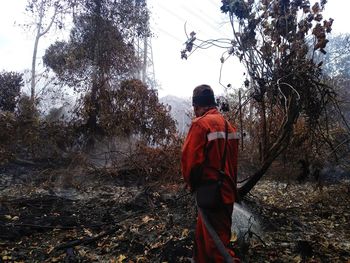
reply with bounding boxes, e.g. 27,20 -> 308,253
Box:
182,108 -> 239,204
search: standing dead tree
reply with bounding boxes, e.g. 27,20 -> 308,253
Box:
25,0 -> 69,103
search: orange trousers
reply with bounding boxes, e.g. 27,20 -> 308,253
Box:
194,204 -> 240,263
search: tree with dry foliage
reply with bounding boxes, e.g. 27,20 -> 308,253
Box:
182,0 -> 336,198
43,0 -> 150,132
112,80 -> 176,144
80,79 -> 176,144
0,71 -> 23,112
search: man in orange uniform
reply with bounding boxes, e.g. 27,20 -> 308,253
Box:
181,84 -> 240,262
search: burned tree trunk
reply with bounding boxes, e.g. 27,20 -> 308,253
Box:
237,95 -> 300,199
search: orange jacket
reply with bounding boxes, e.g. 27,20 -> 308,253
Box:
181,108 -> 239,204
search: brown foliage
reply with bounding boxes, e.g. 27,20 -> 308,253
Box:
78,79 -> 176,144
0,112 -> 17,164
124,136 -> 183,184
0,71 -> 23,112
0,96 -> 78,163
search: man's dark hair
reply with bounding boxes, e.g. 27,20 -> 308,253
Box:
192,84 -> 216,107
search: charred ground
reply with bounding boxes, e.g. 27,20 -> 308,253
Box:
0,161 -> 349,263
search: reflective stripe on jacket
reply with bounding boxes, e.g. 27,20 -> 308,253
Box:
181,108 -> 239,204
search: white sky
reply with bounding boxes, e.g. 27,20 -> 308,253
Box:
0,0 -> 348,99
148,0 -> 242,98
